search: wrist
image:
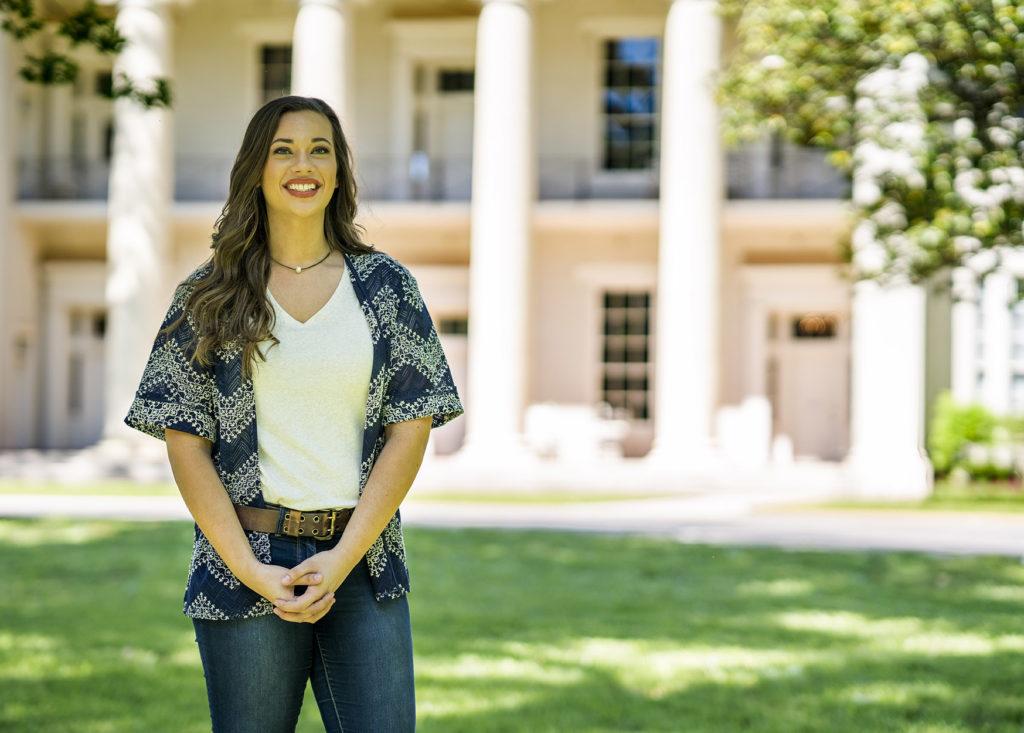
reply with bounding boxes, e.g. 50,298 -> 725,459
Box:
324,544 -> 358,575
232,554 -> 265,586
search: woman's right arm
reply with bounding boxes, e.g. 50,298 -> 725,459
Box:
165,429 -> 262,584
164,429 -> 334,621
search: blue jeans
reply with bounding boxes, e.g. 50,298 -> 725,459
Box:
192,531 -> 416,732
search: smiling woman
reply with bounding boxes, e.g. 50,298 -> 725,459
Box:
123,95 -> 463,733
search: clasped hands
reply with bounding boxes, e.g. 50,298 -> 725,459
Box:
245,549 -> 353,623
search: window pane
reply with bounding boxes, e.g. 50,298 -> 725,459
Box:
627,89 -> 655,115
600,290 -> 652,420
601,37 -> 659,172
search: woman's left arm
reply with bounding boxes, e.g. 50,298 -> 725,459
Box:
271,416 -> 430,618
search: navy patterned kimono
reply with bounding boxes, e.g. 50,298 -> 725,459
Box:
124,250 -> 465,620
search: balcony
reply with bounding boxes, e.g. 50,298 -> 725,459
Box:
726,138 -> 851,200
17,142 -> 850,203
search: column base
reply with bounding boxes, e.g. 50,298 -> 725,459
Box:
97,434 -> 174,482
444,432 -> 540,468
843,449 -> 934,500
641,440 -> 729,488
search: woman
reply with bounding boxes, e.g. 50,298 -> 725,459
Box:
124,95 -> 464,732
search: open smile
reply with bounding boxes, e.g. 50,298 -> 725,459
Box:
283,183 -> 321,198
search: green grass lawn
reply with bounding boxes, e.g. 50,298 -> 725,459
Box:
1,518 -> 1022,731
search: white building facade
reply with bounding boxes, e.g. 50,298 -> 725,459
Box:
1,0 -> 984,498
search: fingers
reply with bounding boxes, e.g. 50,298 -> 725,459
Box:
281,571 -> 323,586
280,569 -> 319,585
273,590 -> 335,623
306,598 -> 335,623
274,586 -> 328,613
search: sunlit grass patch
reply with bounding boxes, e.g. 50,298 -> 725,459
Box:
0,519 -> 123,546
1,519 -> 1023,731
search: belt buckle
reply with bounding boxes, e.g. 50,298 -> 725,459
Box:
314,510 -> 337,541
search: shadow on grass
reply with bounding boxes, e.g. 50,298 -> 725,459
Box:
1,518 -> 1023,731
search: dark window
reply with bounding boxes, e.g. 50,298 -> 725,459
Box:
601,38 -> 659,171
438,316 -> 468,335
261,45 -> 292,105
600,290 -> 651,419
791,313 -> 837,339
95,70 -> 112,97
438,69 -> 474,93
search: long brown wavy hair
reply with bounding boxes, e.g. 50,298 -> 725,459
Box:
161,95 -> 378,380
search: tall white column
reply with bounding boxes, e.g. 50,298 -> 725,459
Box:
0,36 -> 42,449
455,0 -> 536,463
980,268 -> 1014,414
102,0 -> 175,453
845,279 -> 932,498
950,266 -> 980,404
292,0 -> 356,146
0,30 -> 17,446
646,0 -> 724,470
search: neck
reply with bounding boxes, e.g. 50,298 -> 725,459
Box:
266,215 -> 331,265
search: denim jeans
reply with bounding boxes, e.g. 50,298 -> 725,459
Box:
192,530 -> 416,732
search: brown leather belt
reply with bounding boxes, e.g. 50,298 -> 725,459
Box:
234,503 -> 355,541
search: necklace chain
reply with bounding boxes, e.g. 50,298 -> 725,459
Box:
269,248 -> 331,274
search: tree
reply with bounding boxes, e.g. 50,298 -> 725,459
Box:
1,0 -> 172,108
716,0 -> 1024,290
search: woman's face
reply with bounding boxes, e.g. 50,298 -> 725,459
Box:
260,110 -> 339,218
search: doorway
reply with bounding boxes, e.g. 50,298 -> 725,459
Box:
739,264 -> 852,462
42,262 -> 107,448
411,62 -> 474,200
767,310 -> 850,460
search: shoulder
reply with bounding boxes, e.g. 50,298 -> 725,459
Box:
170,259 -> 214,302
163,259 -> 214,325
183,258 -> 215,288
348,249 -> 417,291
349,249 -> 407,276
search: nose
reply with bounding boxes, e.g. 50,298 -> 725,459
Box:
291,149 -> 316,171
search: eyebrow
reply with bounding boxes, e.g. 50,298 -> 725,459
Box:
271,137 -> 331,145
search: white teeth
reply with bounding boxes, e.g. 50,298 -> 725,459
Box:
286,183 -> 318,191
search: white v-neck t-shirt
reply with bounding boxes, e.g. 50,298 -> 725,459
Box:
252,264 -> 372,510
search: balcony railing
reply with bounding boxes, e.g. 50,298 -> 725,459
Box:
17,143 -> 850,202
18,156 -> 111,200
726,139 -> 851,199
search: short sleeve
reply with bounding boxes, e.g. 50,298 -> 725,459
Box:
382,266 -> 465,429
123,280 -> 217,443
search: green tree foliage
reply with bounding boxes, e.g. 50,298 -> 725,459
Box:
716,0 -> 1024,287
1,0 -> 172,108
